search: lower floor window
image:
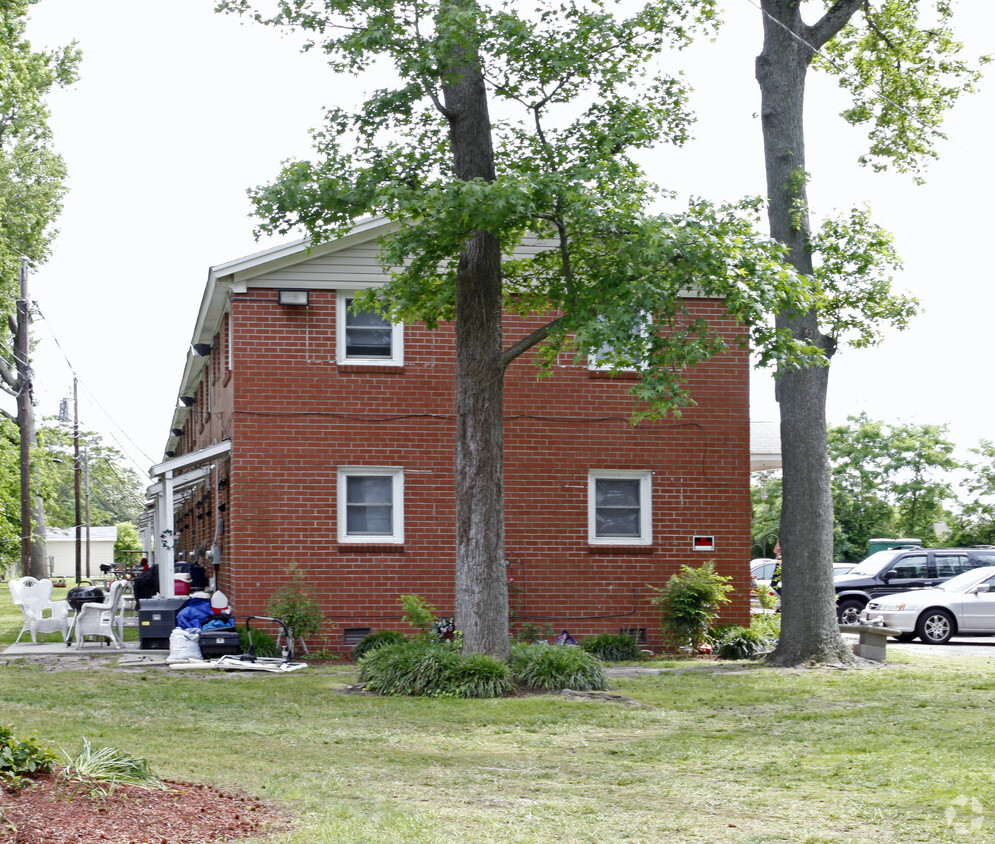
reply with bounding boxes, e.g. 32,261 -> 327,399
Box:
588,470 -> 652,545
338,468 -> 404,544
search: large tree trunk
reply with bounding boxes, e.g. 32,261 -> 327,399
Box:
442,9 -> 511,660
756,0 -> 856,666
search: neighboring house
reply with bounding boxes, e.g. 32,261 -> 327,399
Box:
45,526 -> 118,579
145,216 -> 761,651
750,420 -> 782,472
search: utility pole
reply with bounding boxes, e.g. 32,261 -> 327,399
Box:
74,377 -> 82,582
84,446 -> 91,577
15,260 -> 32,577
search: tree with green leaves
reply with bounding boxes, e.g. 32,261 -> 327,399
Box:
36,420 -> 145,529
828,413 -> 957,556
752,0 -> 984,666
0,418 -> 22,577
0,0 -> 80,577
750,471 -> 782,558
219,0 -> 816,659
827,413 -> 897,560
950,440 -> 995,547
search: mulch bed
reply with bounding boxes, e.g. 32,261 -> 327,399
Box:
0,772 -> 290,844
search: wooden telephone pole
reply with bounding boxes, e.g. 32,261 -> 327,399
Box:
15,260 -> 32,577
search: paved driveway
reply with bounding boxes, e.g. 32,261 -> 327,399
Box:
886,635 -> 995,659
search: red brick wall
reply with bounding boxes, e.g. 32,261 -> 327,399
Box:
186,289 -> 751,652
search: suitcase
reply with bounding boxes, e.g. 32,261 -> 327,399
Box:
199,629 -> 241,656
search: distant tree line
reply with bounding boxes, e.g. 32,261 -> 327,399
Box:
752,412 -> 995,562
0,419 -> 145,578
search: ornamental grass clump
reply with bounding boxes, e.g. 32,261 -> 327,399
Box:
358,640 -> 513,698
580,632 -> 643,662
648,561 -> 733,652
56,738 -> 167,800
352,629 -> 408,661
713,625 -> 777,660
511,642 -> 608,691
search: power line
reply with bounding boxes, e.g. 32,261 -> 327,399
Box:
31,303 -> 157,476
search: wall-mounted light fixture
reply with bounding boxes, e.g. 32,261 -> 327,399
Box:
191,343 -> 213,356
278,289 -> 310,307
178,395 -> 196,407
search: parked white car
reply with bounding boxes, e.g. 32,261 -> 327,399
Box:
861,565 -> 995,644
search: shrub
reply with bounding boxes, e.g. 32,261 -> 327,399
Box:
238,625 -> 279,658
648,561 -> 732,651
266,563 -> 324,645
749,611 -> 781,641
352,629 -> 408,661
0,725 -> 57,786
56,738 -> 166,800
580,632 -> 642,662
512,621 -> 554,644
359,640 -> 513,698
713,626 -> 777,660
399,594 -> 440,642
511,643 -> 608,691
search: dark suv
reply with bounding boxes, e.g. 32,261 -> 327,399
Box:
835,546 -> 995,624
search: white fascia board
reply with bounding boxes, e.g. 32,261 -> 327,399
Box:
150,440 -> 231,479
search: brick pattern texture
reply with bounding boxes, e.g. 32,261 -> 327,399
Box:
174,289 -> 752,653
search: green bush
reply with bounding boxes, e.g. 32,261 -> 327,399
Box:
399,594 -> 440,641
648,561 -> 733,651
0,725 -> 57,786
749,611 -> 781,640
713,625 -> 777,660
359,640 -> 513,698
266,563 -> 324,644
512,621 -> 554,644
580,632 -> 642,662
239,624 -> 279,658
352,629 -> 408,661
511,643 -> 608,691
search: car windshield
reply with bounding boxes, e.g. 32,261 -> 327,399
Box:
938,566 -> 995,593
845,549 -> 904,577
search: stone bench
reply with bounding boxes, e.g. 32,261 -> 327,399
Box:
839,624 -> 902,662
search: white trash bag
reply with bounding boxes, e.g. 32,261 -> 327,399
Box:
167,627 -> 202,663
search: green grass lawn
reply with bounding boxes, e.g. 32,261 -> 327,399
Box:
3,587 -> 994,842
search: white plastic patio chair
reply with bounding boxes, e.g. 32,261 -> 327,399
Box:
9,577 -> 70,644
73,579 -> 128,649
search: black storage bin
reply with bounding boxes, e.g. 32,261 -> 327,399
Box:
200,629 -> 241,656
138,598 -> 187,650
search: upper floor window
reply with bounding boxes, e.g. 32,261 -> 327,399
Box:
337,292 -> 403,365
588,470 -> 652,545
337,467 -> 404,544
587,313 -> 651,372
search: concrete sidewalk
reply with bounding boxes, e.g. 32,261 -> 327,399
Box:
1,639 -> 168,666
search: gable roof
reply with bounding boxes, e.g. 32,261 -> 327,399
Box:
164,217 -> 397,458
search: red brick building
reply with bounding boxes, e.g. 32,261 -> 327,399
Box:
146,217 -> 756,652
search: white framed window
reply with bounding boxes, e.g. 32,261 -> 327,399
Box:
587,313 -> 651,372
588,470 -> 652,545
336,292 -> 403,365
337,468 -> 404,544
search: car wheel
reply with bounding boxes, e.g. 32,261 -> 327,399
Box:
916,609 -> 956,644
893,632 -> 917,642
837,599 -> 864,626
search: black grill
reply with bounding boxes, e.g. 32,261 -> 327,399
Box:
67,585 -> 105,612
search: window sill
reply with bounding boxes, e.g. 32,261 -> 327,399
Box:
587,369 -> 639,381
586,544 -> 655,554
336,543 -> 406,554
336,364 -> 406,374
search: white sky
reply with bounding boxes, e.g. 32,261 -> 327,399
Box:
16,0 -> 995,483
